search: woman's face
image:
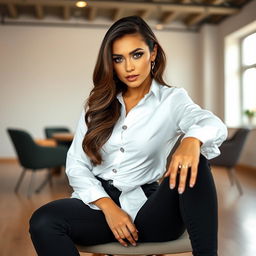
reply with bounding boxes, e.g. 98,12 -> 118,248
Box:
112,33 -> 157,89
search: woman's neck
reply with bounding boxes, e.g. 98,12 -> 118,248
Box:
123,76 -> 152,101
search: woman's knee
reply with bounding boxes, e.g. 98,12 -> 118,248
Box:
29,203 -> 65,238
29,206 -> 49,236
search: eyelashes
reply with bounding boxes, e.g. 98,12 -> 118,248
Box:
113,52 -> 144,63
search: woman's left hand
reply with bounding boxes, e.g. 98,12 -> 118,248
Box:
164,137 -> 202,194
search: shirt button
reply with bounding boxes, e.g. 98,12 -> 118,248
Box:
112,169 -> 117,173
122,125 -> 127,130
120,147 -> 124,152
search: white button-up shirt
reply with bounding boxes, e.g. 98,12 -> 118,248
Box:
65,78 -> 228,221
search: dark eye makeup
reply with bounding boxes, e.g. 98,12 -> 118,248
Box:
113,52 -> 144,63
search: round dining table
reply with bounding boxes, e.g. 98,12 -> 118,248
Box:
51,132 -> 74,142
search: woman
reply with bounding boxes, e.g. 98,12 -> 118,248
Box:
29,15 -> 228,256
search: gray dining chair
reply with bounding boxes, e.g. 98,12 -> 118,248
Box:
76,230 -> 191,255
209,127 -> 250,195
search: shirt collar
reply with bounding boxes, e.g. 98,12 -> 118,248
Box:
150,78 -> 161,102
116,78 -> 161,103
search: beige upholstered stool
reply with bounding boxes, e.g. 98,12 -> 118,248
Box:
76,230 -> 192,255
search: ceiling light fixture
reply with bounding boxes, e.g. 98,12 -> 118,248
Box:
155,24 -> 164,30
76,1 -> 87,8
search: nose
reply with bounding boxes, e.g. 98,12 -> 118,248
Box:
125,58 -> 135,72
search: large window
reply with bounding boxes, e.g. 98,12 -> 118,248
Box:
240,32 -> 256,125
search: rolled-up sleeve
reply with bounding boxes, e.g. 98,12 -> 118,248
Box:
174,88 -> 228,159
65,109 -> 110,209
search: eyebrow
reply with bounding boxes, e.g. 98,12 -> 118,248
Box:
112,48 -> 144,57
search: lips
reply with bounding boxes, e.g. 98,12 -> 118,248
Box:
126,75 -> 139,81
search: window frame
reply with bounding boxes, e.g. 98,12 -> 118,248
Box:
239,30 -> 256,125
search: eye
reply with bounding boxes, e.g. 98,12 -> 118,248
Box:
133,52 -> 144,59
112,52 -> 144,64
113,57 -> 123,63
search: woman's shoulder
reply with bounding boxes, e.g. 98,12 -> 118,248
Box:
158,82 -> 188,97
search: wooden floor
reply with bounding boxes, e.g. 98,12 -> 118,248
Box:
0,161 -> 256,256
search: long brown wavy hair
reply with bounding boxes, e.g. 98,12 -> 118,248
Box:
82,15 -> 171,166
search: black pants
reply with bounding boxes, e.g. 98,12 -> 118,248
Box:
29,153 -> 218,256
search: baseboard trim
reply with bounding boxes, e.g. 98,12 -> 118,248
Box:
237,164 -> 256,172
0,158 -> 18,163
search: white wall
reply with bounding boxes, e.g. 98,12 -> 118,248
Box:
199,25 -> 219,114
218,0 -> 256,122
0,24 -> 201,157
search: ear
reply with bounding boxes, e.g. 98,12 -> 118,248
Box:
151,44 -> 158,62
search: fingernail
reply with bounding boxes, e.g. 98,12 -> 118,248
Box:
132,243 -> 136,246
178,188 -> 183,194
170,184 -> 174,189
190,183 -> 194,188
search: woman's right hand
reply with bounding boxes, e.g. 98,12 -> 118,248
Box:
92,197 -> 138,247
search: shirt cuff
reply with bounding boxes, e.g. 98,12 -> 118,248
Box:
180,124 -> 221,160
200,143 -> 221,160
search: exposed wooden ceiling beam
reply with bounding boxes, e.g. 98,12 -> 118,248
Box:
0,0 -> 239,16
210,14 -> 226,22
207,6 -> 238,14
87,6 -> 97,21
137,9 -> 152,20
88,1 -> 156,9
159,4 -> 238,14
161,11 -> 180,24
113,8 -> 124,21
35,4 -> 44,19
179,0 -> 193,3
205,0 -> 226,4
7,3 -> 18,18
63,5 -> 70,20
185,12 -> 209,26
0,0 -> 242,28
230,0 -> 248,5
